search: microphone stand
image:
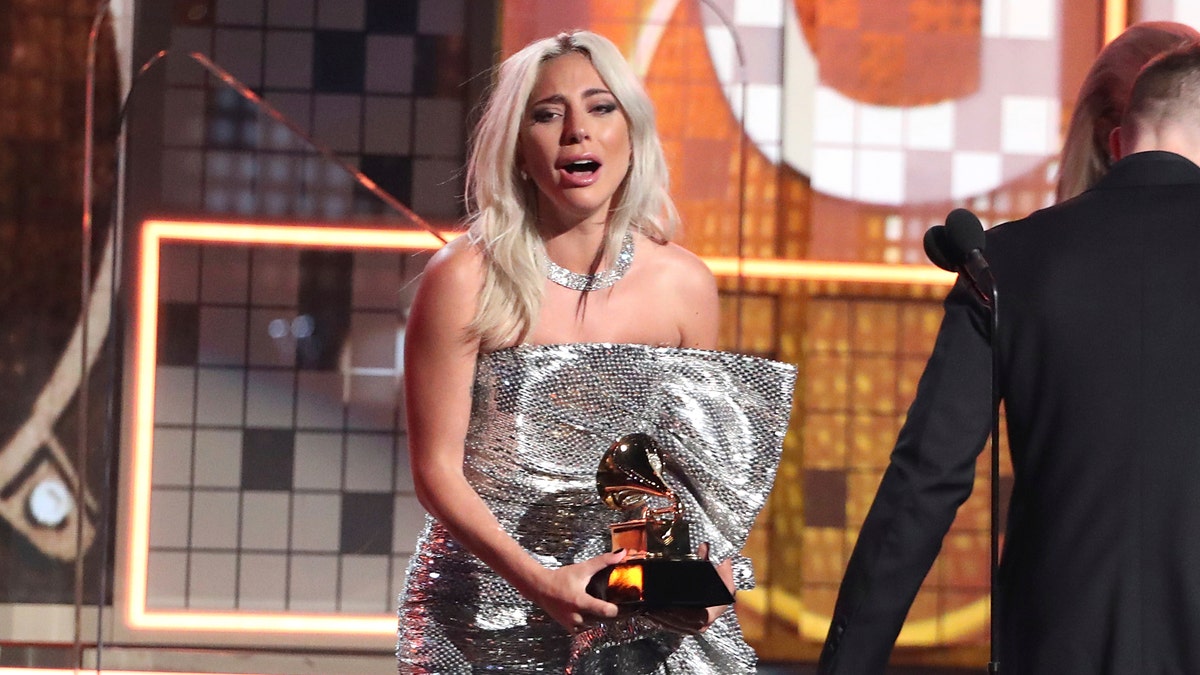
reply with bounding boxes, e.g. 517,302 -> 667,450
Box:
929,220 -> 1001,672
693,0 -> 750,345
987,278 -> 1000,675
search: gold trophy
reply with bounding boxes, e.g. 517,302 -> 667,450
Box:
585,433 -> 734,607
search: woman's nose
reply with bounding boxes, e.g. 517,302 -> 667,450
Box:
562,118 -> 589,144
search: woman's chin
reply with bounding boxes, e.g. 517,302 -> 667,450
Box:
542,195 -> 617,227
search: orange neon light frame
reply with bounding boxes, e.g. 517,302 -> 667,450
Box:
127,221 -> 443,635
126,219 -> 950,636
704,256 -> 952,285
0,671 -> 272,675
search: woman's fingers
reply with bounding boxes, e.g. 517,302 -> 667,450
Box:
565,549 -> 628,621
573,548 -> 628,578
578,593 -> 621,619
698,542 -> 735,592
715,558 -> 734,591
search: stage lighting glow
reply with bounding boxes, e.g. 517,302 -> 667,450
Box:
124,219 -> 951,639
126,220 -> 451,637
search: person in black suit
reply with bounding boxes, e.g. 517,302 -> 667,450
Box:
818,42 -> 1200,674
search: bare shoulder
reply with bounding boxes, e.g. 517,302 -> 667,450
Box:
417,235 -> 486,299
636,237 -> 717,300
634,236 -> 719,348
406,235 -> 488,348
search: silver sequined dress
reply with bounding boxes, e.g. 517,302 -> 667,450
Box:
397,343 -> 796,674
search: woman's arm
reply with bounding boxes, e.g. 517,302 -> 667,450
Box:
404,240 -> 624,631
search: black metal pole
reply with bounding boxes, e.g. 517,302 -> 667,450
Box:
988,283 -> 1001,674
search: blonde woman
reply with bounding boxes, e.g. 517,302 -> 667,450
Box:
396,31 -> 794,672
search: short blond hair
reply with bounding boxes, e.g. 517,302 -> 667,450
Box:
1120,42 -> 1200,149
1057,22 -> 1199,201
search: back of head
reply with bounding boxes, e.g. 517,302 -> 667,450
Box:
1120,42 -> 1200,158
1057,22 -> 1199,201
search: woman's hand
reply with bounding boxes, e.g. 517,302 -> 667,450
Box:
526,549 -> 628,632
642,543 -> 735,635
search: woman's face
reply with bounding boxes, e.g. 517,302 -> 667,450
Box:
517,51 -> 632,231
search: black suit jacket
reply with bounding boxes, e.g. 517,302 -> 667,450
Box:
819,151 -> 1200,674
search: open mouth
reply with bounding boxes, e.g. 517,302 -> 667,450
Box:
563,159 -> 601,174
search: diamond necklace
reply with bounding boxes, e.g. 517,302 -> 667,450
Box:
544,231 -> 635,292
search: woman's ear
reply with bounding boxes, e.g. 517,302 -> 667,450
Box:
1109,126 -> 1124,161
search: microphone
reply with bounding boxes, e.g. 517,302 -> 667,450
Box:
923,223 -> 954,272
926,208 -> 993,306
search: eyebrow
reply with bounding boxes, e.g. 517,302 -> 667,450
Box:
530,88 -> 614,107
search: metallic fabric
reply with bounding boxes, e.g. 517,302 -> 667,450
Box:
397,343 -> 796,674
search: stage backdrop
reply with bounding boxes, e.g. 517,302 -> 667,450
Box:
3,0 -> 1199,670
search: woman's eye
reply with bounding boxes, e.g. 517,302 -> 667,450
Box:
531,109 -> 560,123
593,102 -> 617,115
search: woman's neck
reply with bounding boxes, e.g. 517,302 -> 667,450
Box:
540,217 -> 613,274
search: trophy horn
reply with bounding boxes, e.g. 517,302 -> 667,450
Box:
596,432 -> 675,512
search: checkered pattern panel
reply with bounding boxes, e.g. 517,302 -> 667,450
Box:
148,241 -> 428,613
158,0 -> 467,222
792,295 -> 1010,639
700,0 -> 1062,205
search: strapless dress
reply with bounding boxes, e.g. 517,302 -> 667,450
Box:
397,343 -> 796,674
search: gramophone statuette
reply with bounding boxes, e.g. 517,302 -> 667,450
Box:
587,433 -> 734,608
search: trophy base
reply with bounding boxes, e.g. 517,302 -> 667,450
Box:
585,559 -> 734,608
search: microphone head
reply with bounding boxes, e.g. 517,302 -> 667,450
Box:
923,225 -> 955,272
943,208 -> 985,264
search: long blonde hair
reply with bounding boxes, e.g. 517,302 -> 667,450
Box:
464,30 -> 678,351
1057,21 -> 1199,202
